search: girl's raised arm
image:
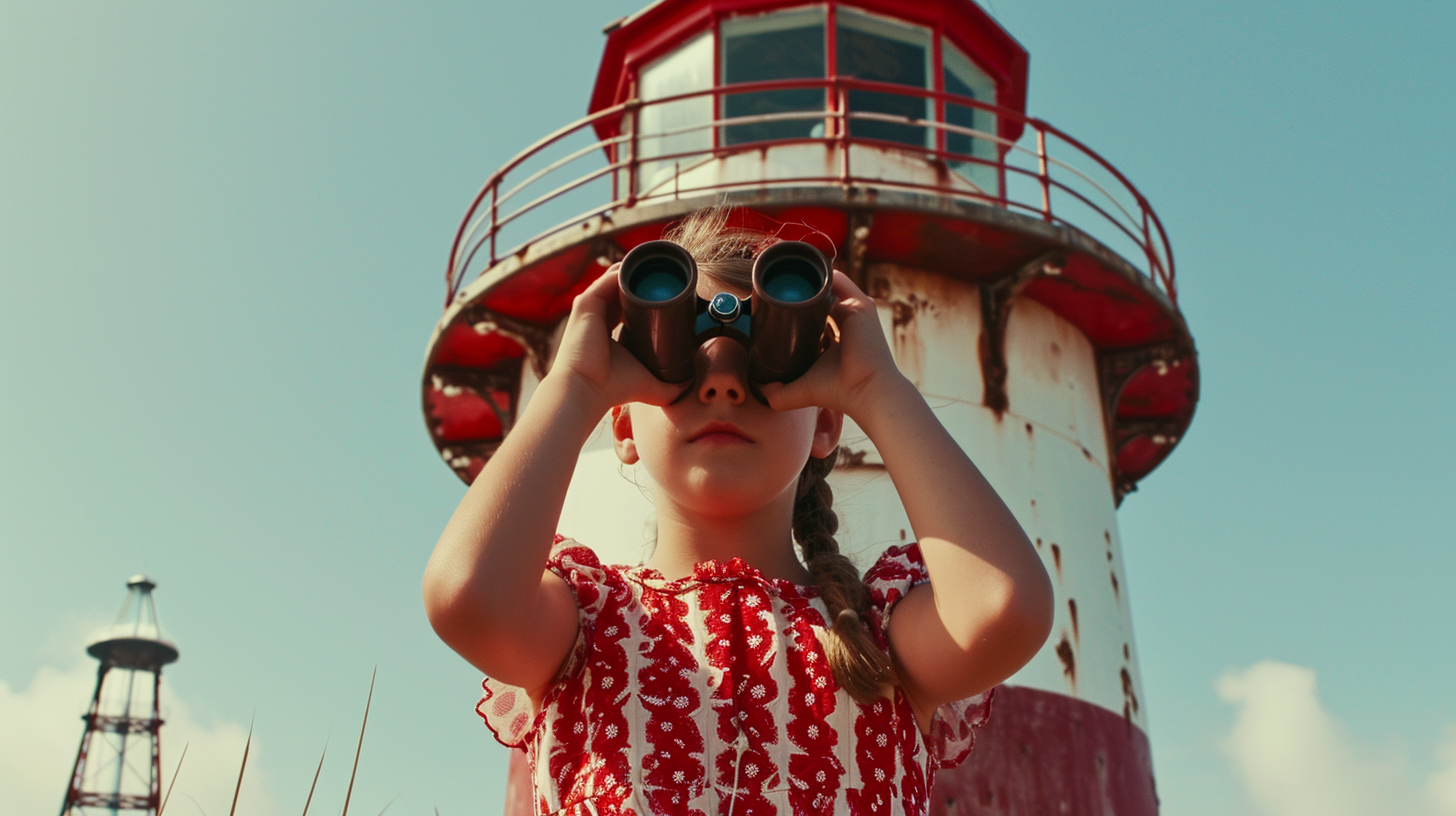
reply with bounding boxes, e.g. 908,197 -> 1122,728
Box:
763,272 -> 1054,727
422,269 -> 680,697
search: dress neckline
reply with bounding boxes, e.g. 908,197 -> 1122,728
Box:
624,556 -> 820,597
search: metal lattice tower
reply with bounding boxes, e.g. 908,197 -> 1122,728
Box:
60,575 -> 180,816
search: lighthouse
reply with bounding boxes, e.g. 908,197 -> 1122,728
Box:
422,0 -> 1197,813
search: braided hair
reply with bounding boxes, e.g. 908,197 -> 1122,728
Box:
665,208 -> 896,704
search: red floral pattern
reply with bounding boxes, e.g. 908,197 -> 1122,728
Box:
477,540 -> 992,815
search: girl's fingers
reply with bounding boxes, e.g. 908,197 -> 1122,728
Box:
571,266 -> 623,322
607,343 -> 686,407
761,344 -> 842,412
829,268 -> 867,299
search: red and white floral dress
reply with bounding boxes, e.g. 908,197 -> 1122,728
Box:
477,538 -> 993,816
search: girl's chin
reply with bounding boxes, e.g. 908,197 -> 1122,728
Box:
666,480 -> 793,517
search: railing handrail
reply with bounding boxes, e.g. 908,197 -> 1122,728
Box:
447,77 -> 1177,308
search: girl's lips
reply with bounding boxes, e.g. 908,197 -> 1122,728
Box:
688,422 -> 753,443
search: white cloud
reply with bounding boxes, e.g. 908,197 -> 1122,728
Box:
0,659 -> 279,816
1218,660 -> 1456,816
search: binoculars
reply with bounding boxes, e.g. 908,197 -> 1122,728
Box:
617,239 -> 834,386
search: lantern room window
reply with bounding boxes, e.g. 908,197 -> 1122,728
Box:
638,30 -> 714,190
836,8 -> 931,148
942,40 -> 998,189
720,7 -> 827,145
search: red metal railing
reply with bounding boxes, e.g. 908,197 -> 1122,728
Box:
447,77 -> 1176,308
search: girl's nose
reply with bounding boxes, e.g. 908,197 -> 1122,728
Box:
695,336 -> 749,405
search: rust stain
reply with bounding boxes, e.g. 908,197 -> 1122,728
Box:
1055,635 -> 1076,689
1050,544 -> 1062,579
1068,598 -> 1079,644
977,329 -> 1009,415
1110,570 -> 1120,600
1123,643 -> 1130,660
1024,422 -> 1034,435
899,529 -> 907,541
1121,667 -> 1140,717
931,157 -> 952,187
1034,537 -> 1042,550
890,299 -> 916,329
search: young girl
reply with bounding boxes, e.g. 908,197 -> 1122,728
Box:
424,210 -> 1053,816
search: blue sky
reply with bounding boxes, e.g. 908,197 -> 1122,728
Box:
3,1 -> 1453,814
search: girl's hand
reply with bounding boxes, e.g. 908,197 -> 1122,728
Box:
545,265 -> 683,414
759,270 -> 906,420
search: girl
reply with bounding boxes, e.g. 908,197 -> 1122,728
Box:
424,210 -> 1054,816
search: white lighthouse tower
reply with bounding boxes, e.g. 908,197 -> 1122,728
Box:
423,1 -> 1196,813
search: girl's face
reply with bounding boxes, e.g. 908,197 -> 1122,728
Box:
613,335 -> 841,519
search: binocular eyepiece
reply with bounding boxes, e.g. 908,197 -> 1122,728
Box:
617,239 -> 834,387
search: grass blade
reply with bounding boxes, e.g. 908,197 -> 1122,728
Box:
372,794 -> 397,816
158,742 -> 188,816
340,668 -> 376,816
229,715 -> 254,816
300,739 -> 328,816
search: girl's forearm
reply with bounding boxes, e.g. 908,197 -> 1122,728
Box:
851,373 -> 1053,650
424,374 -> 606,632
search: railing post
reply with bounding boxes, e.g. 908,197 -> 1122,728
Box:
625,101 -> 640,207
610,119 -> 620,204
1142,206 -> 1157,291
488,184 -> 498,267
836,80 -> 851,188
1037,126 -> 1052,221
997,143 -> 1008,208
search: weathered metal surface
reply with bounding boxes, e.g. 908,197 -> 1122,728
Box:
929,685 -> 1158,816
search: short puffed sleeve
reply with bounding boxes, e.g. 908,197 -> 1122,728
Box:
475,537 -> 611,749
863,543 -> 996,770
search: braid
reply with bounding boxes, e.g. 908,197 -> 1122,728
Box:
793,450 -> 896,704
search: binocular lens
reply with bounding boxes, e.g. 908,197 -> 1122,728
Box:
627,258 -> 691,302
761,257 -> 825,303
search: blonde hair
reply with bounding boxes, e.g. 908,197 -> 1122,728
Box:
662,208 -> 896,704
